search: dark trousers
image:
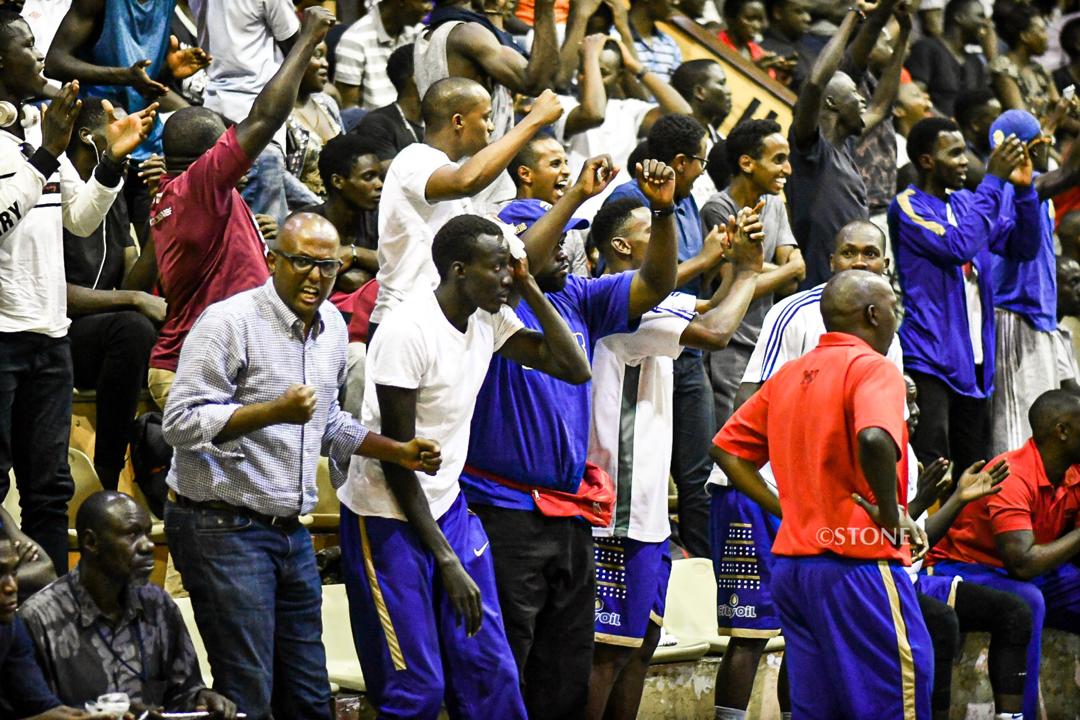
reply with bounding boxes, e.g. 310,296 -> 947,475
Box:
0,332 -> 74,574
671,351 -> 715,557
471,504 -> 595,720
68,311 -> 156,490
908,370 -> 992,477
165,502 -> 332,720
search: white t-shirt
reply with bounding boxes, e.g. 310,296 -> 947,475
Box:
21,0 -> 71,56
590,292 -> 695,542
554,95 -> 653,222
339,290 -> 524,521
706,282 -> 905,491
373,143 -> 474,323
192,0 -> 300,125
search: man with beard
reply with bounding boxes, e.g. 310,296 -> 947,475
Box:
20,491 -> 236,718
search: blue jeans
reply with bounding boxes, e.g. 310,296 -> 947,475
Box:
164,502 -> 331,720
0,332 -> 74,574
241,144 -> 319,227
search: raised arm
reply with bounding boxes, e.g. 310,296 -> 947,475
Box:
376,383 -> 482,636
234,6 -> 335,160
627,161 -> 679,319
497,256 -> 591,384
561,34 -> 609,138
424,90 -> 564,202
791,9 -> 860,150
555,0 -> 604,90
450,0 -> 558,95
861,11 -> 912,133
846,0 -> 902,72
616,40 -> 691,115
46,0 -> 168,98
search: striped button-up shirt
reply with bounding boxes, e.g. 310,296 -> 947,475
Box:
333,9 -> 421,110
163,279 -> 368,516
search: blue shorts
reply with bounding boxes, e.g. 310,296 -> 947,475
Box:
594,537 -> 671,646
774,554 -> 933,720
914,573 -> 962,607
340,494 -> 526,720
709,486 -> 782,637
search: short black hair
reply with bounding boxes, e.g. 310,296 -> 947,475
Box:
590,196 -> 645,257
432,214 -> 505,278
764,0 -> 791,17
994,2 -> 1039,49
386,43 -> 414,94
318,134 -> 381,192
724,118 -> 782,176
507,134 -> 560,188
723,0 -> 761,20
944,0 -> 981,27
707,137 -> 730,189
646,114 -> 707,165
0,9 -> 27,53
421,77 -> 487,131
626,139 -> 651,175
1062,17 -> 1080,59
1030,389 -> 1080,441
954,88 -> 998,131
73,96 -> 109,134
670,59 -> 719,103
162,106 -> 227,164
906,117 -> 961,169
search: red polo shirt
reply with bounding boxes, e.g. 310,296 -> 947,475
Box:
714,332 -> 910,561
149,126 -> 270,372
929,438 -> 1080,569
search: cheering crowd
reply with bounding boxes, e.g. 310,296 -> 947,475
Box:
1,0 -> 1080,718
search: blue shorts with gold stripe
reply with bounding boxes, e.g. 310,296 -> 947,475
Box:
594,537 -> 671,646
709,486 -> 782,637
773,554 -> 933,720
339,494 -> 526,720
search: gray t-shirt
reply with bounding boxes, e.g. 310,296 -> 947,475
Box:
700,190 -> 797,349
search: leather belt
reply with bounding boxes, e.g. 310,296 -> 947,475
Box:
167,489 -> 302,532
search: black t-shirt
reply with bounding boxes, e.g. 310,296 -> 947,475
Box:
906,37 -> 988,118
349,103 -> 424,162
301,202 -> 378,251
787,127 -> 868,288
63,194 -> 132,290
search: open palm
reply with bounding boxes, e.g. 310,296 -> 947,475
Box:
166,35 -> 211,80
956,459 -> 1009,504
104,100 -> 158,160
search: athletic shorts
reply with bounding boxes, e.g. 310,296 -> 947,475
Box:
593,536 -> 671,646
709,486 -> 782,637
914,572 -> 962,607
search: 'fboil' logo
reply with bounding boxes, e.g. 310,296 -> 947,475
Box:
718,593 -> 757,619
595,598 -> 622,626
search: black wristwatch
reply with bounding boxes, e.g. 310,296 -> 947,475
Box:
651,205 -> 676,218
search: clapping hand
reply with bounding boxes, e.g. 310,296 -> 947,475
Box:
166,35 -> 212,81
105,99 -> 159,162
573,154 -> 617,199
40,81 -> 81,158
955,459 -> 1009,504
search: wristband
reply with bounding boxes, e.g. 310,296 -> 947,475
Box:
635,67 -> 649,81
651,205 -> 675,218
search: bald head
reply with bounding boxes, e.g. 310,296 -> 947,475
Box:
835,220 -> 884,249
277,212 -> 339,253
421,77 -> 490,131
821,270 -> 898,354
1030,390 -> 1080,442
75,491 -> 143,551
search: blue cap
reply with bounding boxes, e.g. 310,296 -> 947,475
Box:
497,198 -> 589,236
989,109 -> 1042,149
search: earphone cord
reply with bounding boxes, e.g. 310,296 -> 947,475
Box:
87,136 -> 107,290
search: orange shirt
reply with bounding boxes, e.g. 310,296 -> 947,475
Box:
714,333 -> 910,561
514,0 -> 571,25
929,438 -> 1080,568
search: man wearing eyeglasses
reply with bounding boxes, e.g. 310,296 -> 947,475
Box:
990,109 -> 1080,456
161,212 -> 443,720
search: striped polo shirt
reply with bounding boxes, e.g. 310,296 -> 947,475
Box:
334,9 -> 421,110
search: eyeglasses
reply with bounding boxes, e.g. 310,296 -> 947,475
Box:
690,155 -> 709,170
274,250 -> 343,277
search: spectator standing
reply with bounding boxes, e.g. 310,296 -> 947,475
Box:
954,88 -> 1003,191
608,115 -> 712,556
338,214 -> 590,719
906,0 -> 995,118
626,0 -> 682,82
893,82 -> 934,169
1052,17 -> 1080,94
787,0 -> 906,288
63,98 -> 163,491
146,7 -> 332,410
991,3 -> 1059,121
163,211 -> 440,720
991,109 -> 1080,454
20,492 -> 236,718
459,158 -> 677,719
714,271 -> 933,719
761,0 -> 815,91
670,58 -> 733,208
890,117 -> 1038,474
334,0 -> 428,111
287,41 -> 344,198
0,10 -> 153,574
350,44 -> 424,174
369,78 -> 562,336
